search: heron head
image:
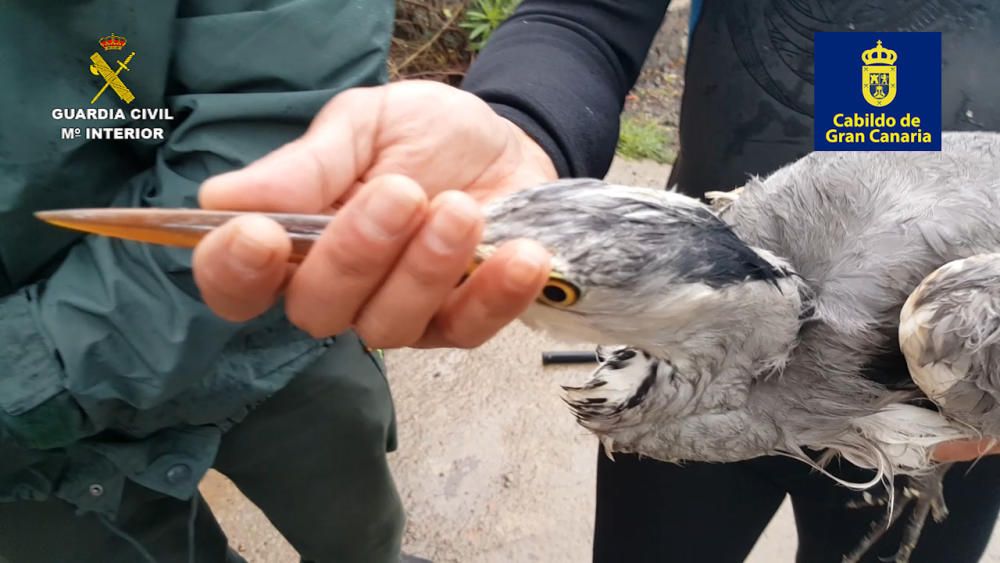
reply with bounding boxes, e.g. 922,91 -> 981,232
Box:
483,179 -> 806,365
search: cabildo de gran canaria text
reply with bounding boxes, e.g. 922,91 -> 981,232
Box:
824,112 -> 933,144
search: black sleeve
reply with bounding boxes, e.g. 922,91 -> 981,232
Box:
461,0 -> 670,178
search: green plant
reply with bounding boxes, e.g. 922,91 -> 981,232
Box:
616,116 -> 673,164
460,0 -> 521,52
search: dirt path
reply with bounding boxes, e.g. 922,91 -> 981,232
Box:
622,0 -> 689,158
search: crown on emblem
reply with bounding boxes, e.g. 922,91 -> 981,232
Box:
861,40 -> 897,66
99,33 -> 127,51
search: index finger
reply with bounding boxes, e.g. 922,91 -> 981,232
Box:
198,87 -> 385,213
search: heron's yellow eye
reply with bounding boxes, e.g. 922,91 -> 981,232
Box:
538,276 -> 581,307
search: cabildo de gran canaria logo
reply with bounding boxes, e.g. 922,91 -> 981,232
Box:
814,32 -> 941,151
861,40 -> 896,107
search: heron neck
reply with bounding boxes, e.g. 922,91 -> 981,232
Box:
642,273 -> 809,380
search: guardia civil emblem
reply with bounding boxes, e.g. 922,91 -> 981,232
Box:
861,40 -> 897,107
89,33 -> 136,105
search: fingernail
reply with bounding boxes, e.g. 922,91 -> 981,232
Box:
505,245 -> 549,290
425,196 -> 478,254
229,217 -> 277,270
360,183 -> 423,240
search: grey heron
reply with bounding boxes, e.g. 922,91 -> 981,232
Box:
480,131 -> 1000,563
34,131 -> 1000,563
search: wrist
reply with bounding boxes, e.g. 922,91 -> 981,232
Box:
502,117 -> 558,183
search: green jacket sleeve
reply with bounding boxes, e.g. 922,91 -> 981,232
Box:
0,0 -> 391,448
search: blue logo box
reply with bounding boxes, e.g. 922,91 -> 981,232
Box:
814,32 -> 941,151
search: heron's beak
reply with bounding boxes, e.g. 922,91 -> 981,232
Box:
35,208 -> 332,262
35,208 -> 509,276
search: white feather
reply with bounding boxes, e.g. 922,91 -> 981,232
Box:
847,404 -> 968,472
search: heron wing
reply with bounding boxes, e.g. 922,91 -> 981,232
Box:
900,254 -> 1000,434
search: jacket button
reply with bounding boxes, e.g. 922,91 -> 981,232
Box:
88,484 -> 104,497
165,464 -> 192,485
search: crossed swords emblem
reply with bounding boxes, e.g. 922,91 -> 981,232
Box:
89,51 -> 135,104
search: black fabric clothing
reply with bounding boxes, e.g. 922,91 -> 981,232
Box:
463,0 -> 1000,187
667,0 -> 1000,197
594,453 -> 1000,563
463,1 -> 1000,561
462,1 -> 668,178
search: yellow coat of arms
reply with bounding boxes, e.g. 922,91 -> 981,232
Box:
861,40 -> 898,107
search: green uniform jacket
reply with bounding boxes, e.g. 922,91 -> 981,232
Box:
0,0 -> 393,517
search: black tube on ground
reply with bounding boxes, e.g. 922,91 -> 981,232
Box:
542,350 -> 598,365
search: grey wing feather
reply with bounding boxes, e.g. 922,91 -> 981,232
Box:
900,254 -> 1000,435
942,131 -> 1000,161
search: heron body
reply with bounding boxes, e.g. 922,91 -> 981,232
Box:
482,131 -> 1000,561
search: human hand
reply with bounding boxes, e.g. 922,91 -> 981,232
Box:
192,80 -> 559,349
933,438 -> 1000,462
